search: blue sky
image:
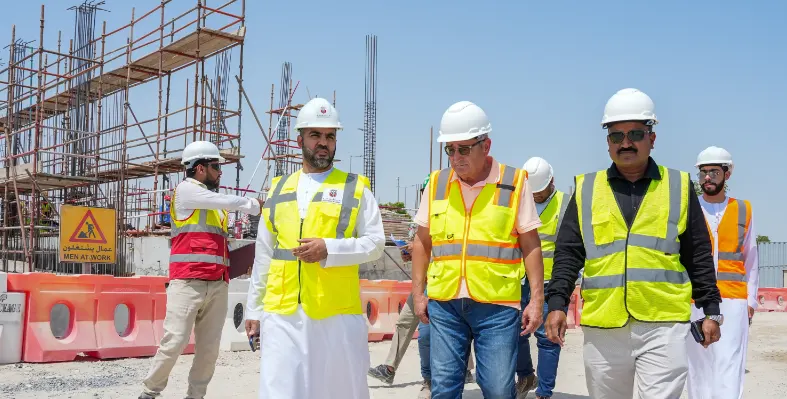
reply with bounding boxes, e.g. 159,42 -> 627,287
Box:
5,1 -> 786,239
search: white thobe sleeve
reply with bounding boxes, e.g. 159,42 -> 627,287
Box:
744,208 -> 759,310
176,181 -> 261,215
321,187 -> 386,268
246,220 -> 274,321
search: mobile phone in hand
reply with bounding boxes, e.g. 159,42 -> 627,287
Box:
249,334 -> 260,352
689,318 -> 705,343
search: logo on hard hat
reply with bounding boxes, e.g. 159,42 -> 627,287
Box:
320,107 -> 327,114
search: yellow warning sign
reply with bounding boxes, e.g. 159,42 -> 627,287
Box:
59,205 -> 117,263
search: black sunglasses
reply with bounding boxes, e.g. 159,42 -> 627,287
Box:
607,129 -> 649,144
206,162 -> 221,171
444,139 -> 485,156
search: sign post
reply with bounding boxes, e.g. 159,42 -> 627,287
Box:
59,205 -> 117,263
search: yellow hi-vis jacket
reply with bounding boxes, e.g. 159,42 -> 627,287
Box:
711,197 -> 751,300
426,164 -> 526,303
537,190 -> 569,281
576,165 -> 693,328
261,168 -> 369,320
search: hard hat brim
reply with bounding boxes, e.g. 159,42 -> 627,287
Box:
601,115 -> 658,128
437,132 -> 486,143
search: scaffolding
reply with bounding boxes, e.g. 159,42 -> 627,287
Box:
0,0 -> 247,275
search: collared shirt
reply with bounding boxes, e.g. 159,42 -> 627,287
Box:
245,168 -> 386,320
173,178 -> 261,220
546,157 -> 723,316
699,197 -> 759,309
413,157 -> 542,309
535,189 -> 556,216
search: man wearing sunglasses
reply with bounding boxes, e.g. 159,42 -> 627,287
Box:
245,97 -> 385,399
411,100 -> 545,399
686,146 -> 758,399
140,140 -> 264,399
544,88 -> 723,399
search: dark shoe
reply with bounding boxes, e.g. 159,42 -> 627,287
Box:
138,394 -> 157,399
367,364 -> 395,384
418,379 -> 432,399
515,374 -> 538,399
464,369 -> 475,384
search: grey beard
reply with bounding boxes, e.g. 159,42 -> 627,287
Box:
303,147 -> 334,170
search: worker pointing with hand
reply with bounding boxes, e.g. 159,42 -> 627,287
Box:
139,140 -> 263,399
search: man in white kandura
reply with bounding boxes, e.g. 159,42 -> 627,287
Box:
244,97 -> 385,399
686,146 -> 759,399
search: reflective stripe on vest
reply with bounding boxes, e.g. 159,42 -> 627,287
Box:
577,166 -> 692,328
261,169 -> 368,319
426,164 -> 525,303
168,182 -> 229,280
535,191 -> 569,281
713,198 -> 751,299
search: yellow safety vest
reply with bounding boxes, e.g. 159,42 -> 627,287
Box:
261,168 -> 369,319
537,190 -> 569,281
427,164 -> 525,303
576,165 -> 692,328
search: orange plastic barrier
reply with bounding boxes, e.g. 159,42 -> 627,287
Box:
7,273 -> 196,362
360,280 -> 395,342
87,276 -> 164,359
566,287 -> 581,329
756,288 -> 787,312
7,273 -> 100,362
387,280 -> 419,339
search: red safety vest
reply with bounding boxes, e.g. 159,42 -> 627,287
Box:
168,181 -> 230,281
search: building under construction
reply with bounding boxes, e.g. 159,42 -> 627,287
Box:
0,0 -> 248,275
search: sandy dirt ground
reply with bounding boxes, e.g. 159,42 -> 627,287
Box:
1,312 -> 786,399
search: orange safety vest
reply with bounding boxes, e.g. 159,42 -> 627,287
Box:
710,198 -> 751,299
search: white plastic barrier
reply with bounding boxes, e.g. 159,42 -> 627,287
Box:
0,292 -> 25,364
220,278 -> 251,352
0,272 -> 6,292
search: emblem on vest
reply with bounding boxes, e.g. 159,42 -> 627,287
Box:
322,188 -> 343,204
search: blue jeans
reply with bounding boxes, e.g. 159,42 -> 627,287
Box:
428,298 -> 519,399
516,279 -> 566,398
417,321 -> 431,380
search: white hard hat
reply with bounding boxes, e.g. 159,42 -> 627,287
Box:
522,157 -> 554,192
437,101 -> 492,143
696,146 -> 734,176
601,88 -> 659,129
181,140 -> 225,167
295,97 -> 343,130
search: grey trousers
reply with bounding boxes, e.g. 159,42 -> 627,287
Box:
583,319 -> 690,399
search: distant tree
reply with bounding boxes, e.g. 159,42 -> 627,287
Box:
756,235 -> 771,244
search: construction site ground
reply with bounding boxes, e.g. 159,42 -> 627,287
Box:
1,312 -> 785,399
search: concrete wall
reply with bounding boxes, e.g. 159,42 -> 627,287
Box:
130,236 -> 256,277
359,247 -> 411,281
